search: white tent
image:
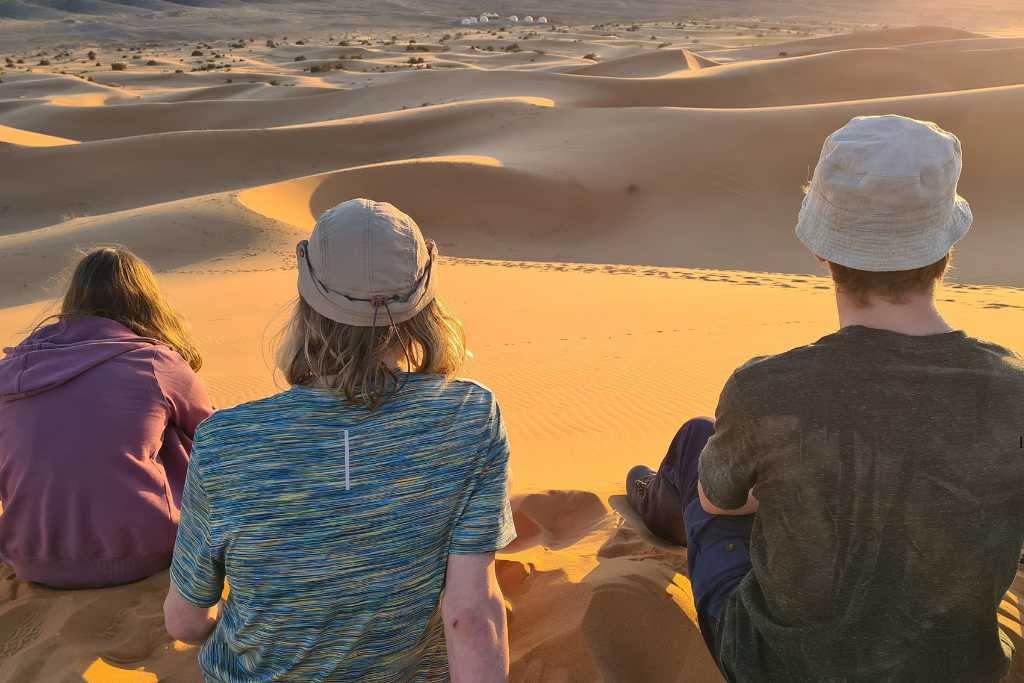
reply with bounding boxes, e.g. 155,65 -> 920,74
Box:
537,17 -> 548,24
479,15 -> 489,22
523,16 -> 534,23
508,15 -> 519,22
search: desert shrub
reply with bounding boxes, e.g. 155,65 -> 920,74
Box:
111,62 -> 127,71
191,49 -> 203,56
658,42 -> 671,48
407,56 -> 425,64
175,69 -> 184,73
778,51 -> 788,57
269,79 -> 280,85
296,40 -> 305,45
229,41 -> 245,48
583,53 -> 598,60
406,45 -> 430,52
294,55 -> 306,61
38,59 -> 50,66
87,50 -> 96,60
504,43 -> 521,52
146,59 -> 158,65
266,39 -> 277,48
226,78 -> 233,83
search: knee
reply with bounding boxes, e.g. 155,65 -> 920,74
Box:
667,417 -> 716,459
680,416 -> 715,436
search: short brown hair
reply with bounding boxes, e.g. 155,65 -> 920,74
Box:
276,297 -> 467,410
827,253 -> 951,305
55,246 -> 202,371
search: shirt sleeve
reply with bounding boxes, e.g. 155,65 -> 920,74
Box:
169,428 -> 225,607
152,348 -> 215,440
698,370 -> 759,510
450,397 -> 517,555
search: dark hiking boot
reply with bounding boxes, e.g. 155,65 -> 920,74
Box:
626,464 -> 656,514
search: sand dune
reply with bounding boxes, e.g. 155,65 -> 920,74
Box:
5,83 -> 1024,291
567,49 -> 716,77
2,20 -> 1024,682
705,25 -> 981,60
9,34 -> 1024,144
2,259 -> 1023,681
0,123 -> 77,146
236,155 -> 606,250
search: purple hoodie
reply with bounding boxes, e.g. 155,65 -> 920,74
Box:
0,315 -> 213,588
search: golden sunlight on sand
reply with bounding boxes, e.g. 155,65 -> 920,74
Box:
1,16 -> 1023,682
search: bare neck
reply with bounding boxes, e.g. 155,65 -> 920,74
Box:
835,288 -> 954,336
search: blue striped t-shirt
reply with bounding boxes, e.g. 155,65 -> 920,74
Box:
170,374 -> 516,682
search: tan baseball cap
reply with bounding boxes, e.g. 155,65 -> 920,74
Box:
296,199 -> 437,326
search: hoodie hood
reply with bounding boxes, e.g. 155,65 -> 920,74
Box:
0,316 -> 161,401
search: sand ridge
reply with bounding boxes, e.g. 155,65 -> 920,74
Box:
2,17 -> 1024,683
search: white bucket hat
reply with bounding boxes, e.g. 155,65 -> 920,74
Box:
296,199 -> 437,326
795,115 -> 972,271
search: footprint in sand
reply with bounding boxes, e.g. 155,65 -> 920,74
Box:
0,604 -> 43,659
508,490 -> 610,552
58,574 -> 170,664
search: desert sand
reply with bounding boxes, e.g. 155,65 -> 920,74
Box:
1,14 -> 1024,683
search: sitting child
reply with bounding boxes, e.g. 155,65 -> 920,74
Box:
0,246 -> 213,588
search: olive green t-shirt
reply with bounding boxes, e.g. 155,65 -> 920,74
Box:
699,325 -> 1024,683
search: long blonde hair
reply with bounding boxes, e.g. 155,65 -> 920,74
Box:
277,297 -> 467,410
54,246 -> 203,371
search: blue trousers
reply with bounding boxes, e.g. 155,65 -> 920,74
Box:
638,418 -> 755,666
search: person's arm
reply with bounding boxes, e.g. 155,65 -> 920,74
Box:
164,587 -> 219,645
442,553 -> 509,682
165,423 -> 227,643
152,348 -> 214,439
699,482 -> 759,516
445,392 -> 517,679
698,371 -> 760,516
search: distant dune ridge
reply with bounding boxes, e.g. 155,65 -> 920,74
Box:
1,15 -> 1024,683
